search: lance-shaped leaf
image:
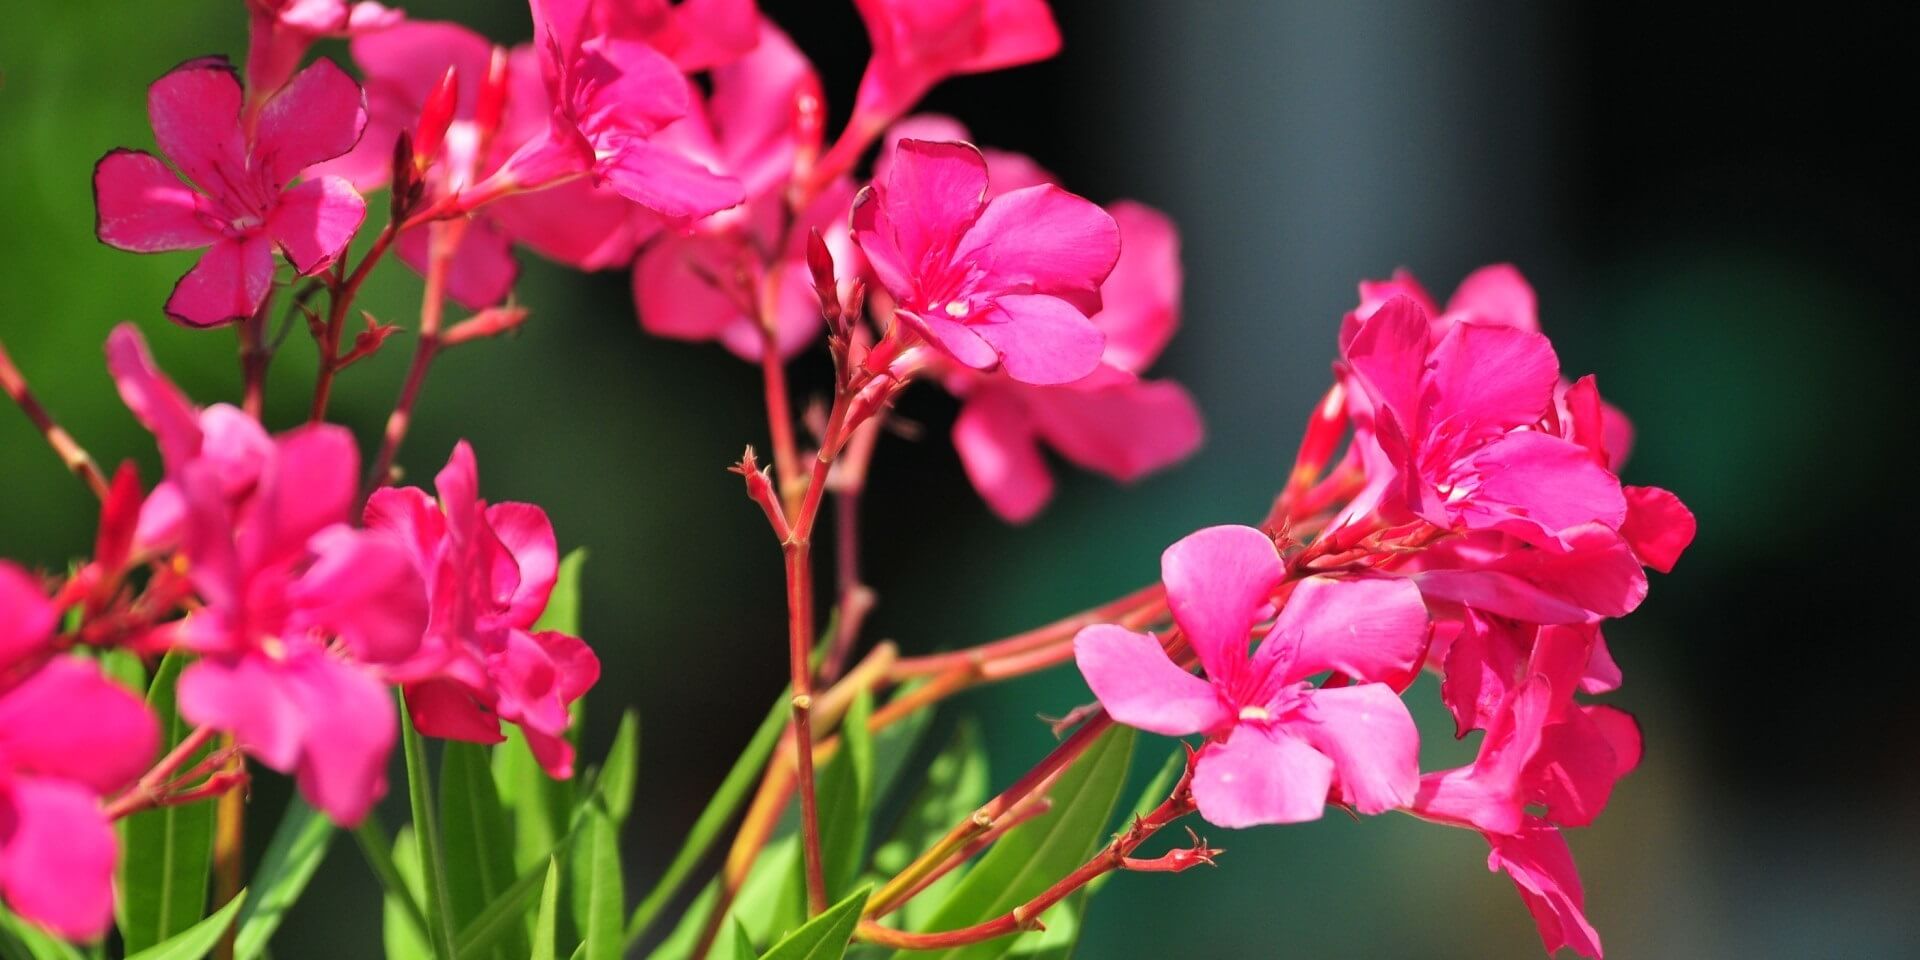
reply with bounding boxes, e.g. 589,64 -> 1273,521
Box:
815,691 -> 875,900
869,721 -> 990,931
123,890 -> 247,960
530,859 -> 562,960
117,651 -> 217,953
579,808 -> 625,960
761,887 -> 869,960
441,742 -> 524,959
234,798 -> 335,960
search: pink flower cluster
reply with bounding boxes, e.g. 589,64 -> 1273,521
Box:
1076,267 -> 1695,957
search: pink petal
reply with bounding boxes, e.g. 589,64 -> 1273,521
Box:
404,678 -> 505,744
396,218 -> 518,310
1444,263 -> 1538,332
164,235 -> 275,328
92,149 -> 218,252
1485,820 -> 1604,958
240,424 -> 360,570
255,58 -> 370,189
1027,377 -> 1203,483
633,233 -> 748,343
717,265 -> 827,362
957,184 -> 1120,312
486,502 -> 559,627
566,37 -> 689,137
881,139 -> 989,273
1427,321 -> 1560,431
1074,624 -> 1227,737
489,177 -> 656,271
292,526 -> 428,665
953,387 -> 1054,523
0,563 -> 59,674
1091,201 -> 1181,371
1342,294 -> 1431,431
269,175 -> 367,275
0,657 -> 159,794
1465,431 -> 1628,540
1411,675 -> 1553,835
1527,706 -> 1632,828
0,778 -> 118,939
1191,725 -> 1334,828
104,324 -> 203,469
1263,576 -> 1429,689
1290,683 -> 1420,814
973,294 -> 1105,386
962,0 -> 1063,72
596,135 -> 744,220
1619,485 -> 1696,574
147,57 -> 248,199
710,21 -> 821,195
1160,524 -> 1283,690
913,311 -> 999,370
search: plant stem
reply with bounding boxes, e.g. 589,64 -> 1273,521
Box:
311,219 -> 401,422
211,735 -> 245,960
400,694 -> 460,960
888,582 -> 1166,679
239,293 -> 272,420
103,725 -> 221,819
366,219 -> 461,493
0,337 -> 109,499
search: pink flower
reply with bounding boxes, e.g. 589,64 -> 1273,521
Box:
850,0 -> 1060,133
1486,819 -> 1605,958
1074,525 -> 1428,827
0,563 -> 58,674
632,20 -> 853,360
853,138 -> 1120,385
94,57 -> 369,327
571,0 -> 760,72
105,326 -> 424,824
245,0 -> 402,106
1340,293 -> 1627,546
0,657 -> 160,939
485,0 -> 743,220
365,442 -> 600,778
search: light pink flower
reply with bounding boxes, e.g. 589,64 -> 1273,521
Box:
853,138 -> 1119,385
1075,525 -> 1428,828
94,57 -> 369,327
245,0 -> 402,106
850,0 -> 1060,134
0,657 -> 160,939
365,442 -> 599,778
485,0 -> 743,220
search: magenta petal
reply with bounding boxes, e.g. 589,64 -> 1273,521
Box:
0,657 -> 159,794
104,324 -> 204,470
178,656 -> 307,772
1445,263 -> 1538,332
486,502 -> 559,627
283,652 -> 395,826
255,58 -> 370,189
633,234 -> 746,343
396,219 -> 518,310
1074,624 -> 1227,737
1343,295 -> 1431,429
0,778 -> 118,940
1427,321 -> 1560,430
405,679 -> 505,744
1191,725 -> 1334,828
93,149 -> 218,252
1264,575 -> 1429,688
0,563 -> 59,673
1091,201 -> 1181,371
957,184 -> 1120,308
1467,431 -> 1627,539
490,178 -> 653,271
241,424 -> 360,570
1160,524 -> 1283,690
882,139 -> 988,270
1027,377 -> 1203,484
973,294 -> 1105,386
292,526 -> 428,665
164,235 -> 276,327
965,0 -> 1063,71
1485,820 -> 1604,959
269,176 -> 367,275
1290,683 -> 1419,814
147,57 -> 248,197
952,387 -> 1053,523
596,135 -> 744,221
1619,485 -> 1696,573
915,312 -> 999,370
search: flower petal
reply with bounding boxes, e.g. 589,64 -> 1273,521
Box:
880,138 -> 988,275
1191,724 -> 1334,828
164,235 -> 276,328
1263,575 -> 1429,689
0,657 -> 159,794
953,386 -> 1054,523
957,184 -> 1119,312
486,502 -> 559,627
255,57 -> 370,189
1464,431 -> 1627,541
1091,201 -> 1180,371
0,778 -> 119,939
1427,321 -> 1559,431
396,218 -> 518,310
269,175 -> 367,275
972,293 -> 1105,386
0,563 -> 59,674
1074,624 -> 1227,737
147,57 -> 248,198
93,149 -> 218,253
1485,820 -> 1604,959
595,134 -> 744,220
1619,485 -> 1696,574
1342,294 -> 1431,431
633,233 -> 747,343
104,324 -> 203,470
1444,263 -> 1537,332
1291,683 -> 1419,814
1160,524 -> 1283,690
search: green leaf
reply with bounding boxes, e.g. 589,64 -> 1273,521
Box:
760,886 -> 869,960
0,905 -> 85,960
400,706 -> 460,960
124,890 -> 247,960
600,709 -> 641,826
579,809 -> 625,960
233,797 -> 335,960
117,651 -> 217,953
626,690 -> 789,946
869,722 -> 989,931
493,725 -> 574,876
1086,747 -> 1185,898
530,859 -> 562,960
815,691 -> 874,901
440,742 -> 524,960
452,775 -> 608,960
722,919 -> 756,960
382,827 -> 432,960
534,549 -> 587,635
899,726 -> 1135,960
96,645 -> 148,693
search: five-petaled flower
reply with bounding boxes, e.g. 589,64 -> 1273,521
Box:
94,56 -> 370,327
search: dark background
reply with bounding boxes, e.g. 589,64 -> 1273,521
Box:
2,2 -> 1914,956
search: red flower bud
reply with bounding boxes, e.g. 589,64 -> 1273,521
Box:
414,65 -> 459,172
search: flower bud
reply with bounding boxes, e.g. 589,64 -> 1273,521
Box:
414,65 -> 459,172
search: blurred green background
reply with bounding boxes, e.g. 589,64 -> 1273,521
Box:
3,1 -> 1913,957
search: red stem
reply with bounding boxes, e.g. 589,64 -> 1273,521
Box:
366,219 -> 461,493
311,220 -> 402,422
0,337 -> 109,500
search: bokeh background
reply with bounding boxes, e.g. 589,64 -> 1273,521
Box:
3,1 -> 1914,957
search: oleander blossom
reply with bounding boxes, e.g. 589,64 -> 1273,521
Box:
245,0 -> 402,105
849,0 -> 1060,136
366,442 -> 600,778
93,57 -> 370,328
854,138 -> 1120,385
1075,525 -> 1429,827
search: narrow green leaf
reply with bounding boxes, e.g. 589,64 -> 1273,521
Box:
0,905 -> 85,960
530,859 -> 562,960
401,705 -> 460,960
815,690 -> 874,900
117,651 -> 217,953
600,709 -> 641,826
124,890 -> 247,960
580,809 -> 625,960
533,549 -> 587,635
493,725 -> 574,876
233,797 -> 335,960
97,646 -> 148,693
626,690 -> 789,946
440,742 -> 524,960
760,886 -> 869,960
452,774 -> 608,960
723,919 -> 756,960
899,726 -> 1135,960
870,721 -> 990,931
382,827 -> 432,960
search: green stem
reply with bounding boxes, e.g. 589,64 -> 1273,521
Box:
352,815 -> 430,945
400,693 -> 459,960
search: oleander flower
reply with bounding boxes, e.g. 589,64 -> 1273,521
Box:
245,0 -> 402,105
94,57 -> 369,327
849,0 -> 1060,135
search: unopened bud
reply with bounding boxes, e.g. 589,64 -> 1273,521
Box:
414,65 -> 460,171
442,304 -> 530,347
474,46 -> 511,143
